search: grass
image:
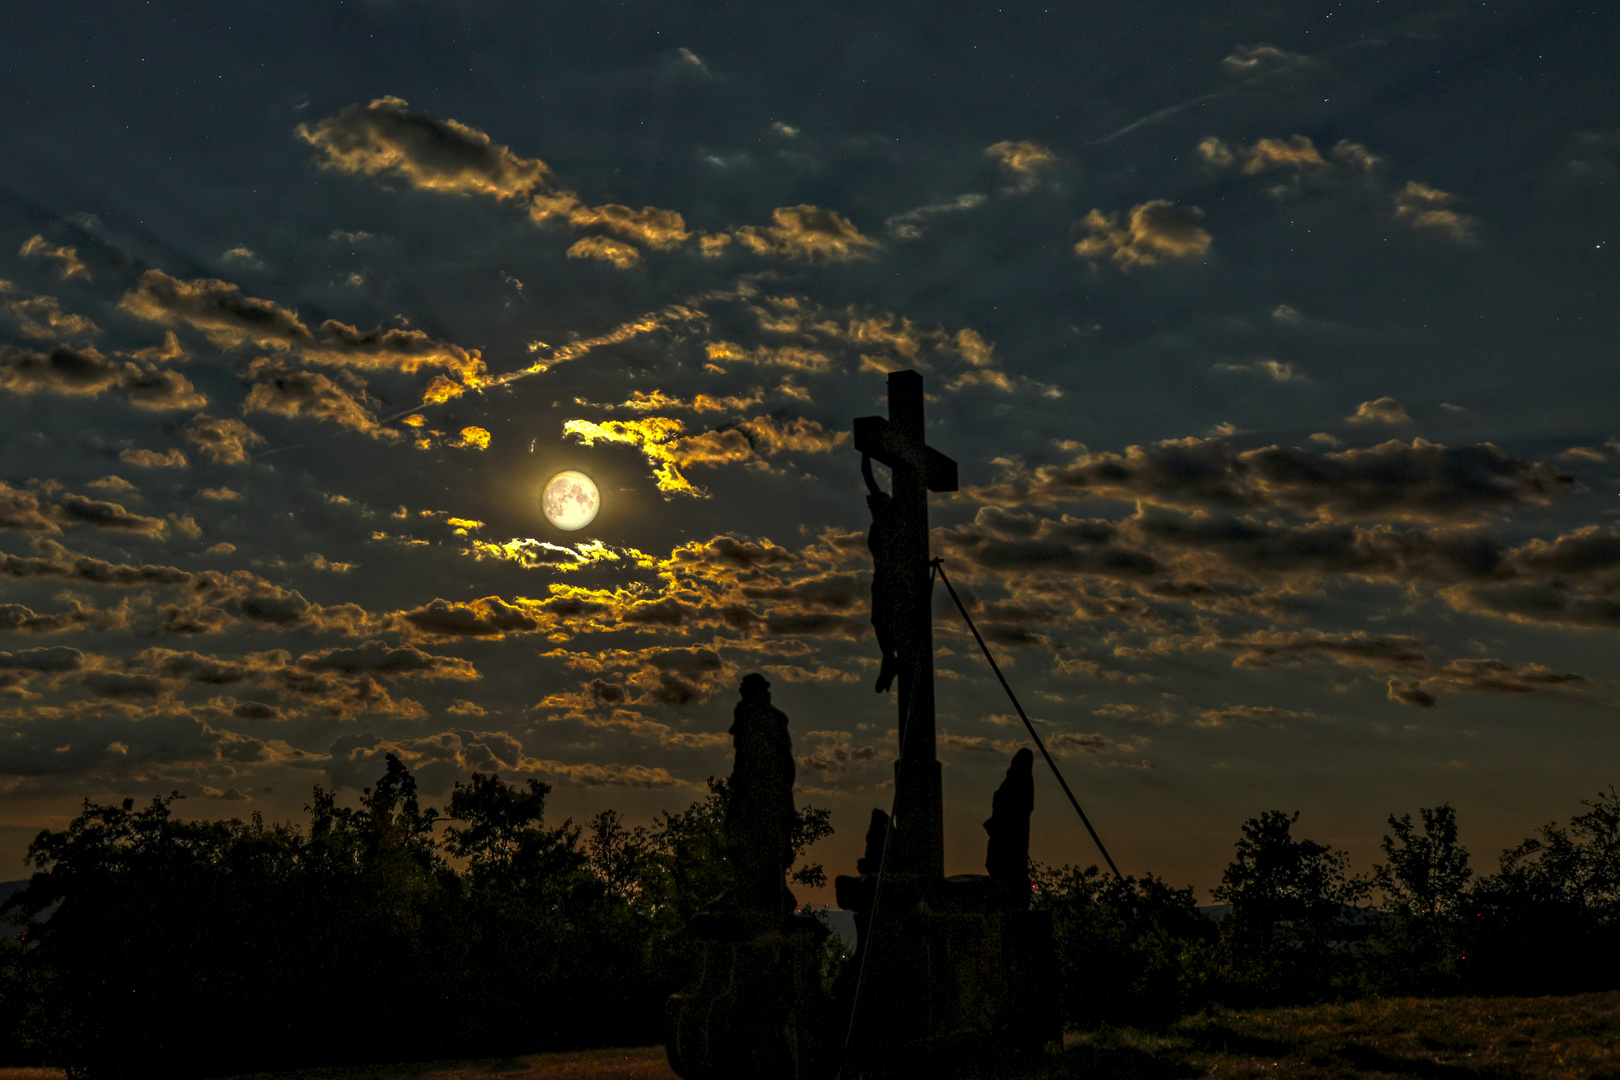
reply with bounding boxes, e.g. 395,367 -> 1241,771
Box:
969,990 -> 1620,1079
0,1047 -> 680,1080
4,993 -> 1618,1079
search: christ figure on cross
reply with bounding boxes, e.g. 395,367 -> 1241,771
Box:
863,454 -> 900,694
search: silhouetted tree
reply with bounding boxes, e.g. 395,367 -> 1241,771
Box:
1211,810 -> 1368,1005
1361,804 -> 1472,995
1468,787 -> 1620,994
1032,863 -> 1215,1026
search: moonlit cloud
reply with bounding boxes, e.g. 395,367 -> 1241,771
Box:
984,139 -> 1056,191
1347,397 -> 1412,425
729,205 -> 880,262
1075,201 -> 1212,267
18,235 -> 89,281
1392,181 -> 1480,242
296,95 -> 556,200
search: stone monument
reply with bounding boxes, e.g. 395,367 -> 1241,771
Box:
665,675 -> 835,1080
834,371 -> 1060,1076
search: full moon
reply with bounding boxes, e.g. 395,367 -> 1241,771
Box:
541,470 -> 600,531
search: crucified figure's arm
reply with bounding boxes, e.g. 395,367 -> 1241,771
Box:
862,453 -> 884,498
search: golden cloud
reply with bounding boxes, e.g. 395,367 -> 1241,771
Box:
0,281 -> 100,340
563,416 -> 706,495
567,236 -> 642,269
296,96 -> 554,199
1075,201 -> 1212,268
1392,181 -> 1479,242
184,414 -> 266,465
563,412 -> 845,496
1346,397 -> 1412,425
612,387 -> 768,413
119,447 -> 188,468
567,203 -> 691,250
1198,134 -> 1329,176
18,235 -> 89,281
731,205 -> 879,262
985,139 -> 1056,191
467,538 -> 655,572
450,425 -> 491,450
706,341 -> 833,373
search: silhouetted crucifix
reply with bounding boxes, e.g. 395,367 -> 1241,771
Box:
854,369 -> 956,877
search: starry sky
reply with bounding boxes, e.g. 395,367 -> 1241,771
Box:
2,0 -> 1618,903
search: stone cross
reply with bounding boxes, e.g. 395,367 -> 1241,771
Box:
854,369 -> 957,878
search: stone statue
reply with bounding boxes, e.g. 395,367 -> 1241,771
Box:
984,748 -> 1035,908
856,808 -> 891,875
723,672 -> 799,921
667,673 -> 833,1080
863,454 -> 901,694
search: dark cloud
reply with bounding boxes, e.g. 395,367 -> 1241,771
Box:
974,438 -> 1572,520
121,270 -> 487,398
0,344 -> 205,410
0,600 -> 121,634
0,482 -> 166,536
402,597 -> 541,638
298,641 -> 478,681
970,539 -> 1157,577
324,727 -> 673,794
0,646 -> 85,672
243,363 -> 394,439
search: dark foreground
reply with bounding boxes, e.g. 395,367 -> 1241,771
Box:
4,992 -> 1617,1080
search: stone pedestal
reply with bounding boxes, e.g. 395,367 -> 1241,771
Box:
665,915 -> 836,1080
833,873 -> 1060,1076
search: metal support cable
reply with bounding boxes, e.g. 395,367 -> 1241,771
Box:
931,558 -> 1123,882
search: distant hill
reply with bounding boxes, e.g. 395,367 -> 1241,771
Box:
0,879 -> 33,933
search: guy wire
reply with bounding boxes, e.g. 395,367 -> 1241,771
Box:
931,558 -> 1124,882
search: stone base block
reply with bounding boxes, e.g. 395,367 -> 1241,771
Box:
835,875 -> 1061,1073
665,916 -> 835,1080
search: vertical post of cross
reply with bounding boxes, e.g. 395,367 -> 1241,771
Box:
853,370 -> 957,879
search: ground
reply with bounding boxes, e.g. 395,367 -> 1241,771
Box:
3,993 -> 1618,1079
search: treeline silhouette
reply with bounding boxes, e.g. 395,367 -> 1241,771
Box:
1036,792 -> 1620,1027
2,761 -> 1618,1078
0,756 -> 831,1080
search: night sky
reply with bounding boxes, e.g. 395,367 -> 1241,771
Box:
3,0 -> 1618,903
